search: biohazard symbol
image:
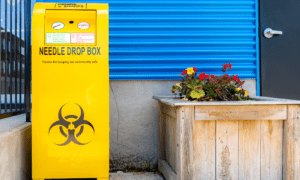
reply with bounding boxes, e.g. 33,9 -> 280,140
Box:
49,104 -> 94,146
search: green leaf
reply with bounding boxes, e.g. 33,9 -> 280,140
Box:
187,89 -> 192,96
182,88 -> 186,95
172,86 -> 177,92
190,89 -> 205,99
192,77 -> 197,85
227,85 -> 234,90
208,89 -> 217,97
187,82 -> 193,89
197,81 -> 203,86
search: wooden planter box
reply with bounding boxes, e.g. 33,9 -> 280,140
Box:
153,96 -> 300,180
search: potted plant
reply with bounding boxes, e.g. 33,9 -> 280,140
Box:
153,64 -> 300,180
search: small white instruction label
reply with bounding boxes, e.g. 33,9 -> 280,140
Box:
71,33 -> 95,44
46,33 -> 70,44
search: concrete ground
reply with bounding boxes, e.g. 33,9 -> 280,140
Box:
110,172 -> 164,180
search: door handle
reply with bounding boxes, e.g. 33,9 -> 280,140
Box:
264,28 -> 283,38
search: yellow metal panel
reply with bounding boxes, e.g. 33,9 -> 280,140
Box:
45,10 -> 96,46
32,3 -> 109,179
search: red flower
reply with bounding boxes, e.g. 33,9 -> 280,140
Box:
181,70 -> 187,75
222,64 -> 228,69
222,74 -> 230,79
210,75 -> 215,78
238,79 -> 244,85
222,63 -> 232,72
199,73 -> 205,80
216,90 -> 220,94
193,67 -> 198,72
204,74 -> 209,79
232,75 -> 239,81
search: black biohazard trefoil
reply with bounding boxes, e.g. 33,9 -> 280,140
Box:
49,104 -> 94,146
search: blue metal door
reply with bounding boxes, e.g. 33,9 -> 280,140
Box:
261,0 -> 300,99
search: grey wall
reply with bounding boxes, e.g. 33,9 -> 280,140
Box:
109,79 -> 256,171
0,114 -> 32,180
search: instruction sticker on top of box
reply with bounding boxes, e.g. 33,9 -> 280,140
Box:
46,33 -> 95,44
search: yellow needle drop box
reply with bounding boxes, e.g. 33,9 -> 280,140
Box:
32,3 -> 109,180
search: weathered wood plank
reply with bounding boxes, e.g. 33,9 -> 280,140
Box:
295,109 -> 300,180
165,114 -> 177,171
283,105 -> 295,180
261,120 -> 283,180
182,106 -> 194,180
172,116 -> 177,172
195,105 -> 287,121
159,160 -> 177,180
193,120 -> 216,180
283,105 -> 300,180
176,106 -> 194,180
158,102 -> 166,172
216,120 -> 239,180
239,120 -> 260,180
161,103 -> 177,119
165,113 -> 171,170
176,107 -> 184,179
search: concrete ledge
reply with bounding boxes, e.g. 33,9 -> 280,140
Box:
110,172 -> 164,180
153,95 -> 300,106
0,114 -> 32,180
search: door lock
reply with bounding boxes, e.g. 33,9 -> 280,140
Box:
264,28 -> 283,38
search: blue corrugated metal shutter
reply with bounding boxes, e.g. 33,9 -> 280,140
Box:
36,0 -> 259,82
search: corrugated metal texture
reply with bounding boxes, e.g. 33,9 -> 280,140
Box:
36,0 -> 259,81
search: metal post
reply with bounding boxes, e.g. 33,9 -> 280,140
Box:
5,0 -> 8,112
24,0 -> 31,122
10,0 -> 13,111
0,0 -> 2,110
19,0 -> 22,110
15,0 -> 18,110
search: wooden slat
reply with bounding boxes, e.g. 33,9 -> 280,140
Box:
176,106 -> 184,180
216,120 -> 239,180
195,105 -> 287,121
239,120 -> 260,179
159,160 -> 177,180
161,103 -> 177,118
176,106 -> 194,180
172,116 -> 177,172
165,114 -> 177,171
295,112 -> 300,180
158,102 -> 166,171
181,106 -> 194,180
261,120 -> 283,180
193,120 -> 216,180
165,113 -> 171,169
283,105 -> 300,180
283,105 -> 295,180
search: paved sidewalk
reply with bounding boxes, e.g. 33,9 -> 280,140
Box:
110,172 -> 164,180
